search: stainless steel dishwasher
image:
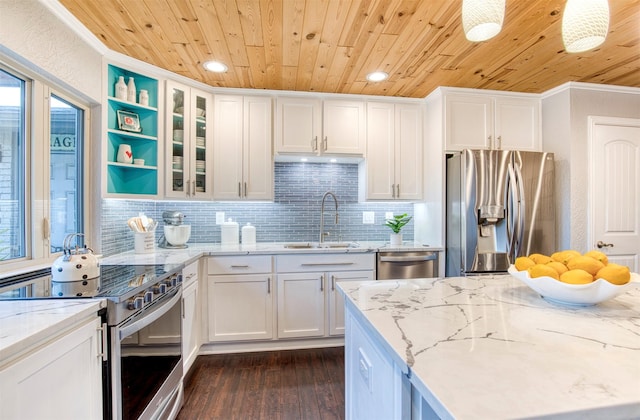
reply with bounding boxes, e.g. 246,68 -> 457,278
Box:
377,251 -> 439,279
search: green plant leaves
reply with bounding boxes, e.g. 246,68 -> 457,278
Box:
383,213 -> 412,234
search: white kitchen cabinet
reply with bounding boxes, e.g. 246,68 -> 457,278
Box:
274,96 -> 322,154
166,81 -> 213,198
206,255 -> 274,342
345,308 -> 410,419
328,270 -> 374,336
213,95 -> 273,200
0,316 -> 103,419
443,90 -> 541,151
362,101 -> 423,201
276,253 -> 375,339
274,96 -> 365,157
181,260 -> 199,373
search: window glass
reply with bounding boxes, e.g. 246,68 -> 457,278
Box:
0,69 -> 26,262
50,95 -> 84,252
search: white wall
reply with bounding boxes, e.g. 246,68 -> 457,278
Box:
0,0 -> 102,103
542,84 -> 640,252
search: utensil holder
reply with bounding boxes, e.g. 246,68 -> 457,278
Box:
134,232 -> 155,254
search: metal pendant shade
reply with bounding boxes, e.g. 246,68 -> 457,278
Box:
562,0 -> 610,53
462,0 -> 506,42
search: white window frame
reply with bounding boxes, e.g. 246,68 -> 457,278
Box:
0,60 -> 93,276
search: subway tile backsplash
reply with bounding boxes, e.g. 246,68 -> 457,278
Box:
101,162 -> 414,256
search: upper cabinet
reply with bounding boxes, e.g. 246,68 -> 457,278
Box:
274,97 -> 365,157
104,64 -> 160,197
443,90 -> 541,152
213,95 -> 273,201
361,101 -> 423,201
165,81 -> 213,199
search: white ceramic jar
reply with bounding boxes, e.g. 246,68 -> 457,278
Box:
221,218 -> 239,245
241,223 -> 256,245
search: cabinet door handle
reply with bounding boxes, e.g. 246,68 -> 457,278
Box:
97,323 -> 108,361
238,182 -> 242,197
244,182 -> 247,197
267,277 -> 271,294
312,136 -> 318,152
323,136 -> 328,151
320,275 -> 324,291
497,135 -> 502,150
186,180 -> 191,196
331,275 -> 335,291
396,184 -> 400,198
301,262 -> 354,266
488,135 -> 493,150
192,180 -> 196,195
230,265 -> 250,268
391,184 -> 395,198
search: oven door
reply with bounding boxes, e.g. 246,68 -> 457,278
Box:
111,287 -> 183,420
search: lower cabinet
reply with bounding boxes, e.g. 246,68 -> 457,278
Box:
207,256 -> 274,342
0,316 -> 104,419
345,308 -> 410,420
182,261 -> 200,372
276,253 -> 375,339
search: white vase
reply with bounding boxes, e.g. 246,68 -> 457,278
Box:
390,233 -> 402,246
117,144 -> 133,164
139,89 -> 149,106
115,76 -> 127,100
127,77 -> 136,102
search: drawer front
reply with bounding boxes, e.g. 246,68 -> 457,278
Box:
276,253 -> 375,273
208,255 -> 272,275
182,260 -> 199,287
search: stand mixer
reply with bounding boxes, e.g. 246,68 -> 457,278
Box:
158,210 -> 191,249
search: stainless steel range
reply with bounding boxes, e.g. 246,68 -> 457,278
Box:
99,264 -> 184,420
0,263 -> 184,420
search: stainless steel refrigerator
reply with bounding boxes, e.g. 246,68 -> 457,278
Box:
446,149 -> 555,276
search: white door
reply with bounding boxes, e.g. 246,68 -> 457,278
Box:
277,272 -> 325,338
590,117 -> 640,272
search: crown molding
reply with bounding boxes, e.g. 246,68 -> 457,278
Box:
541,81 -> 640,99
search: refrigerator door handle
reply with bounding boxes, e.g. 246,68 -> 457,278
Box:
506,164 -> 518,261
514,163 -> 526,257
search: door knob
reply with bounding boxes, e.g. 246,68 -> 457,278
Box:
596,240 -> 614,249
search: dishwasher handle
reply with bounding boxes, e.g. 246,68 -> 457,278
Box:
379,254 -> 437,263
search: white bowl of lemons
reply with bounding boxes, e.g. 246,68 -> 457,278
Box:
508,250 -> 640,306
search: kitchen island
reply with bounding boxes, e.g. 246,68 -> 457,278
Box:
338,275 -> 640,419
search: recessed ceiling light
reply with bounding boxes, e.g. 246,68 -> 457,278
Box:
366,71 -> 388,82
203,60 -> 228,73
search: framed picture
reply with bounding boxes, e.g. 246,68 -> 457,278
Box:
117,110 -> 142,133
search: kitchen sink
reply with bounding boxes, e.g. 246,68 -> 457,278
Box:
283,241 -> 359,249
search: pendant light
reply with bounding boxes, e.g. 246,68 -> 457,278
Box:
462,0 -> 506,42
562,0 -> 610,53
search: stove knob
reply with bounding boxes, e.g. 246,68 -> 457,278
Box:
170,275 -> 178,287
127,296 -> 144,310
144,291 -> 153,303
159,283 -> 168,294
176,274 -> 183,284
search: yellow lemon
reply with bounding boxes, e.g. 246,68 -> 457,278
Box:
560,269 -> 594,285
550,250 -> 581,264
583,250 -> 609,266
529,253 -> 552,264
528,264 -> 560,280
546,261 -> 569,276
566,256 -> 605,276
515,256 -> 536,271
596,263 -> 631,285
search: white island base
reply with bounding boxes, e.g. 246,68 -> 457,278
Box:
339,275 -> 640,420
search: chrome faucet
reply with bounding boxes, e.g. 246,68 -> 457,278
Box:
319,191 -> 339,243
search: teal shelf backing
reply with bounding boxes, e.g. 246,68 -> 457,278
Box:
107,165 -> 158,195
107,64 -> 159,108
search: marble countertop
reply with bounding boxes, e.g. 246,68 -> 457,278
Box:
99,241 -> 442,266
338,275 -> 640,419
0,299 -> 106,367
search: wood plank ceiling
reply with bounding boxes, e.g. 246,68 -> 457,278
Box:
59,0 -> 639,98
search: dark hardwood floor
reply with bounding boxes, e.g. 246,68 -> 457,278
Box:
177,346 -> 345,420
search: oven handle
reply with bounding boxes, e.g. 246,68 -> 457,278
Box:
119,288 -> 181,340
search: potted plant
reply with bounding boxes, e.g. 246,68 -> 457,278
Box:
384,213 -> 412,246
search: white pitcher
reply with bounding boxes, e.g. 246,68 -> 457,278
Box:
117,144 -> 133,164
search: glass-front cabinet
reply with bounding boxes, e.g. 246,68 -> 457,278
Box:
105,64 -> 159,196
166,81 -> 213,198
